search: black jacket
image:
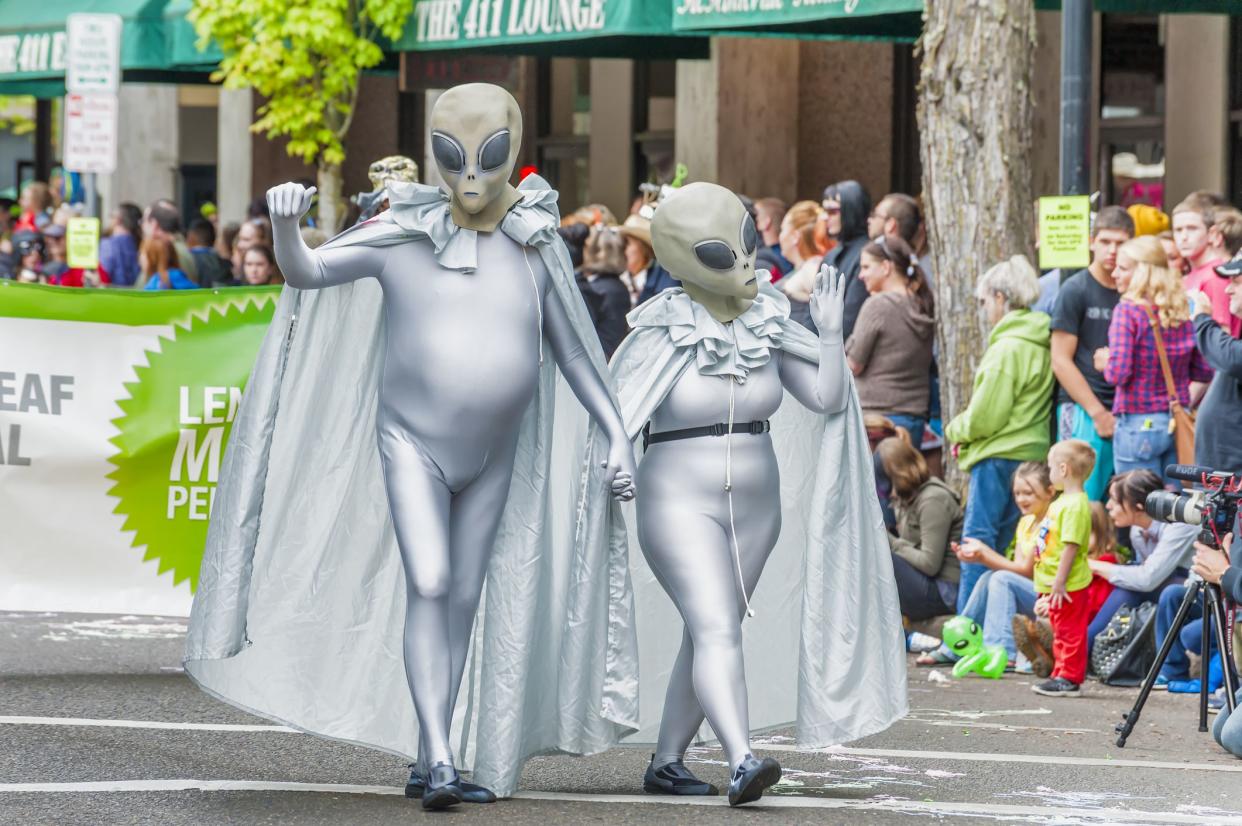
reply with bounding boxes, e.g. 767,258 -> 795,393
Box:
1194,313 -> 1242,475
821,180 -> 872,339
585,273 -> 631,359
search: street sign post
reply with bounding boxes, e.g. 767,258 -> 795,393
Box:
66,14 -> 123,94
63,92 -> 118,176
64,13 -> 123,217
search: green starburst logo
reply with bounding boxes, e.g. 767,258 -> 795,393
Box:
106,297 -> 275,590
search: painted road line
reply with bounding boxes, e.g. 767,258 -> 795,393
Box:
0,780 -> 1237,824
0,716 -> 297,733
4,715 -> 1241,775
758,744 -> 1242,774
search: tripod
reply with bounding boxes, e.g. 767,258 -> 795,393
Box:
1115,573 -> 1239,747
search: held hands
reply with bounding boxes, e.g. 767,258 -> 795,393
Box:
809,264 -> 846,340
602,439 -> 637,502
267,182 -> 318,223
1034,594 -> 1050,618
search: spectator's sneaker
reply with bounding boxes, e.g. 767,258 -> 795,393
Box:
405,765 -> 496,803
1209,688 -> 1226,714
907,632 -> 942,653
727,755 -> 782,806
1152,674 -> 1170,690
1015,653 -> 1034,675
1032,677 -> 1081,697
1012,617 -> 1053,678
643,756 -> 719,796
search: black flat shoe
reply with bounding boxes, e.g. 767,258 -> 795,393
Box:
727,755 -> 781,807
642,755 -> 719,796
406,765 -> 497,804
421,762 -> 464,811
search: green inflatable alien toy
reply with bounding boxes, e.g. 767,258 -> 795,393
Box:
941,615 -> 1007,680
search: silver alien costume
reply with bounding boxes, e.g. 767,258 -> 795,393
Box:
184,84 -> 639,806
592,183 -> 907,803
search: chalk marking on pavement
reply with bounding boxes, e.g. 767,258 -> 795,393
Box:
4,716 -> 1238,775
0,780 -> 1237,824
0,716 -> 297,733
759,744 -> 1242,774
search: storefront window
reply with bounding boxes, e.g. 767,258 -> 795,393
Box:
536,58 -> 590,212
1229,17 -> 1242,207
1098,14 -> 1166,209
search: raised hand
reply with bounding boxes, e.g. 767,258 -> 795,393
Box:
267,182 -> 317,223
809,263 -> 846,339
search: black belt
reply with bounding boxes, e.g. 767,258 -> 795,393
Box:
642,420 -> 770,450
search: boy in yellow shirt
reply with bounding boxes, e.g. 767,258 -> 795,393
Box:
1031,439 -> 1096,697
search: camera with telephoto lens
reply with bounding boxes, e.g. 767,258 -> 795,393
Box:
1145,465 -> 1242,550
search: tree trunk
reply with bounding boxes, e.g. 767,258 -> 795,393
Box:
317,162 -> 344,235
918,0 -> 1036,487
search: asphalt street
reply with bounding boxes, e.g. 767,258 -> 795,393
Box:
3,611 -> 1242,825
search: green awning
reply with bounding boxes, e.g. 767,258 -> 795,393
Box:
396,0 -> 709,58
0,0 -> 218,97
672,0 -> 923,42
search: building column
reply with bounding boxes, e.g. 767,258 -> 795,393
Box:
675,43 -> 719,185
100,84 -> 179,217
216,88 -> 253,226
588,58 -> 634,220
1164,14 -> 1229,205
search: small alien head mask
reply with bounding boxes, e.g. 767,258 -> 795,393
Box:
651,182 -> 759,302
941,615 -> 983,656
368,155 -> 419,192
428,83 -> 522,219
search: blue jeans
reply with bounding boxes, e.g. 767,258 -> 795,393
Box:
1214,689 -> 1242,757
1156,584 -> 1218,684
887,414 -> 926,448
953,569 -> 1037,660
1086,574 -> 1185,656
957,458 -> 1022,612
1114,412 -> 1177,482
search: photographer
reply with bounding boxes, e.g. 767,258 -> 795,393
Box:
1192,529 -> 1242,757
1189,254 -> 1242,472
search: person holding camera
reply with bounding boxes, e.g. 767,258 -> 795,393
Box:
1088,471 -> 1198,651
1191,529 -> 1242,757
1188,254 -> 1242,472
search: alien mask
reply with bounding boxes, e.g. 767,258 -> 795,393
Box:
651,182 -> 760,322
368,155 -> 420,192
428,83 -> 523,232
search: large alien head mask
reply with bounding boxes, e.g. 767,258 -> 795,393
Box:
429,83 -> 523,232
651,182 -> 760,322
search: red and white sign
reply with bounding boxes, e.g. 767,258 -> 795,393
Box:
63,92 -> 118,175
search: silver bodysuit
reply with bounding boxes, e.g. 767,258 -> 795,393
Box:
637,344 -> 844,770
274,228 -> 627,769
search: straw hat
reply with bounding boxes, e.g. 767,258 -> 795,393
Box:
618,214 -> 652,248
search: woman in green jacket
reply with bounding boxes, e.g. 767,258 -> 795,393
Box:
945,255 -> 1053,612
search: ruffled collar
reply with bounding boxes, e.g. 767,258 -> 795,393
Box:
627,278 -> 789,381
380,175 -> 561,272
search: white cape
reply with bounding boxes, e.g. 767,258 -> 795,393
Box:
184,176 -> 638,797
604,283 -> 909,747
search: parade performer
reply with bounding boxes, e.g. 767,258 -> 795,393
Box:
184,83 -> 639,809
353,154 -> 420,222
599,183 -> 907,805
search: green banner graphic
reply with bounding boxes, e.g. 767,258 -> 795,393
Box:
0,283 -> 279,611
